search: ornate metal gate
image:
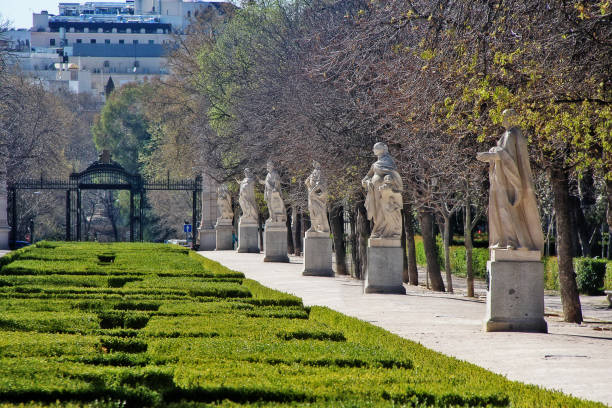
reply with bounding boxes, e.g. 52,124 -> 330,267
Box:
7,151 -> 201,247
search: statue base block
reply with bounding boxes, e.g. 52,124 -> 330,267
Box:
0,225 -> 9,250
263,222 -> 289,263
484,259 -> 547,333
237,221 -> 259,253
302,233 -> 333,276
198,227 -> 215,251
215,221 -> 233,250
365,239 -> 405,294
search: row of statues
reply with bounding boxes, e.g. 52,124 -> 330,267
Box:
221,161 -> 331,234
217,109 -> 543,254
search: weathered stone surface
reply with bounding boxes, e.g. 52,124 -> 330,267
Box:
490,249 -> 540,262
302,235 -> 333,276
365,242 -> 405,294
305,161 -> 330,234
238,169 -> 258,223
215,220 -> 233,250
198,228 -> 215,251
476,109 -> 544,252
261,162 -> 286,224
362,142 -> 403,240
237,221 -> 259,253
263,221 -> 289,263
484,260 -> 547,333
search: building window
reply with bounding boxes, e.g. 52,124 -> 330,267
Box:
50,38 -> 56,46
148,40 -> 154,44
103,60 -> 109,67
76,39 -> 82,43
119,39 -> 124,44
133,40 -> 138,44
105,39 -> 110,44
90,39 -> 96,44
187,11 -> 191,18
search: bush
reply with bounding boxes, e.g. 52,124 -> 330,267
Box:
414,236 -> 488,279
605,263 -> 612,291
575,258 -> 607,295
543,257 -> 560,291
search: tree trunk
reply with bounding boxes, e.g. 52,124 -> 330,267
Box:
419,209 -> 445,292
442,213 -> 454,293
292,206 -> 302,256
464,203 -> 475,297
287,207 -> 295,254
330,205 -> 347,275
549,166 -> 583,324
258,212 -> 264,251
401,208 -> 408,283
356,201 -> 369,280
349,208 -> 358,278
404,204 -> 418,286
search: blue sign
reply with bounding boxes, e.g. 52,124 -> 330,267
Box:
183,224 -> 192,233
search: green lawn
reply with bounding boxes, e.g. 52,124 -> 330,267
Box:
0,242 -> 604,407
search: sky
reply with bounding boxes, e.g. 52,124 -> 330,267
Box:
1,0 -> 60,29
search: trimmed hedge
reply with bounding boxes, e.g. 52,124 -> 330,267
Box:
0,242 -> 604,407
414,236 -> 489,279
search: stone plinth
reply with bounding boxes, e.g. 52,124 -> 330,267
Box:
263,221 -> 289,263
302,231 -> 333,276
0,191 -> 10,250
198,227 -> 215,251
237,219 -> 259,253
215,220 -> 233,250
484,250 -> 547,333
364,238 -> 405,294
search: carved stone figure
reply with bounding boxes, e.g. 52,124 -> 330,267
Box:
261,162 -> 286,223
238,168 -> 258,223
361,142 -> 403,239
476,109 -> 544,253
217,184 -> 233,221
305,161 -> 330,234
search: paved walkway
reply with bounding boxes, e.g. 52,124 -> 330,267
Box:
202,250 -> 612,406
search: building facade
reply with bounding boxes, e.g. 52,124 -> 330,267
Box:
7,0 -> 234,101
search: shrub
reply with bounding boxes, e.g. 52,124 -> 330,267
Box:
575,258 -> 607,295
543,257 -> 560,291
99,338 -> 148,353
605,263 -> 612,290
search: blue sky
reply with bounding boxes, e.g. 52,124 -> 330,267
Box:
1,0 -> 59,29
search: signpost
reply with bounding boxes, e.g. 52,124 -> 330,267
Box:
183,223 -> 192,244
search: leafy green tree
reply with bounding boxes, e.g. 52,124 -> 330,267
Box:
92,83 -> 153,174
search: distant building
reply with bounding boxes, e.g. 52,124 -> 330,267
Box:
5,0 -> 235,101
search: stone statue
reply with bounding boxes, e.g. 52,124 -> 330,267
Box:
476,109 -> 544,252
238,168 -> 258,223
217,184 -> 233,221
305,161 -> 330,234
361,142 -> 403,239
261,161 -> 286,223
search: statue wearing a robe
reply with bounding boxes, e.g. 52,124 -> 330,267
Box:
362,142 -> 403,239
305,161 -> 330,234
238,168 -> 258,223
262,162 -> 286,223
477,109 -> 544,252
217,184 -> 233,222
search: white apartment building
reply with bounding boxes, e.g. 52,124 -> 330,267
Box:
8,0 -> 235,100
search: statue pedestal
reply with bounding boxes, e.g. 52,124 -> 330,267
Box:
263,221 -> 289,263
198,227 -> 215,251
302,231 -> 333,276
484,249 -> 547,333
364,238 -> 406,294
215,220 -> 233,250
0,226 -> 9,250
0,192 -> 9,250
237,219 -> 259,253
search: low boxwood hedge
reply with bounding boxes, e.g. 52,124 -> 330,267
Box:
0,242 -> 603,407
